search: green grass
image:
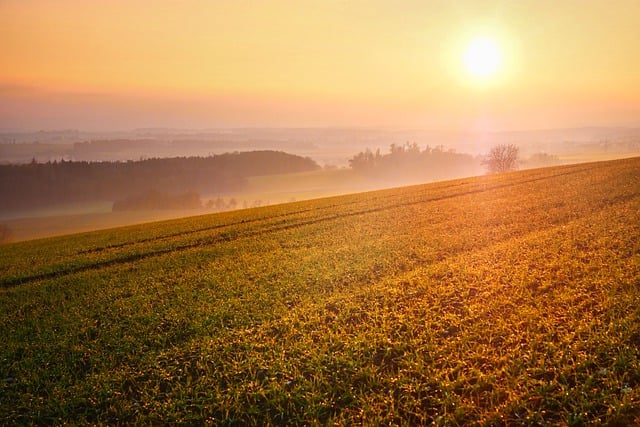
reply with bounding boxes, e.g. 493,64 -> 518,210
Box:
1,158 -> 639,425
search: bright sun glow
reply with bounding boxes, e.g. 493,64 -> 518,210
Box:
464,37 -> 501,78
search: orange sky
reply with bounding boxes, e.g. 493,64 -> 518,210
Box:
1,0 -> 639,131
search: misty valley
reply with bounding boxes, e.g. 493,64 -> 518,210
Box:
3,2 -> 640,424
0,151 -> 320,211
2,129 -> 640,243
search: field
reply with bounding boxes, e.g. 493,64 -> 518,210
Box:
4,155 -> 636,243
1,158 -> 639,425
1,168 -> 374,243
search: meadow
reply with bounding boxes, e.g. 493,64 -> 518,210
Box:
1,157 -> 639,425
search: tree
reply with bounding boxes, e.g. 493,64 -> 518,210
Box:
349,148 -> 381,171
482,144 -> 519,174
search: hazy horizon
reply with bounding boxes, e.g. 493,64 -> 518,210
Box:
2,1 -> 640,132
2,1 -> 640,421
4,124 -> 640,134
3,0 -> 640,241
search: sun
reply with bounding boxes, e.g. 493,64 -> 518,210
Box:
464,37 -> 501,78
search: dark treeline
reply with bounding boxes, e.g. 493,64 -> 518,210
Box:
349,143 -> 484,182
0,151 -> 319,211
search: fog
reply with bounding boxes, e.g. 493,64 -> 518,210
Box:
3,127 -> 640,165
1,127 -> 639,242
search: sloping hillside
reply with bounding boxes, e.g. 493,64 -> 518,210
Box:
1,158 -> 639,425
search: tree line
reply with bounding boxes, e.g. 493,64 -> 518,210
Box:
0,151 -> 319,211
350,143 -> 560,179
349,143 -> 484,181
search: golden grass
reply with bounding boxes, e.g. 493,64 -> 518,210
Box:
1,158 -> 639,425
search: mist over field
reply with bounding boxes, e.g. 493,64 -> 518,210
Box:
2,1 -> 640,423
3,126 -> 640,166
1,126 -> 640,242
2,157 -> 639,424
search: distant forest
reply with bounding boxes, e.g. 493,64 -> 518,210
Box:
349,143 -> 484,182
0,151 -> 319,210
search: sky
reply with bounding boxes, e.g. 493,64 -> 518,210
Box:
1,0 -> 639,132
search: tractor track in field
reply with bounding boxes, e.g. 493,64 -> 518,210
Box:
0,166 -> 610,288
78,166 -> 587,256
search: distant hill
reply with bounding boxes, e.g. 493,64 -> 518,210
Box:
1,157 -> 639,424
0,150 -> 319,210
2,126 -> 639,165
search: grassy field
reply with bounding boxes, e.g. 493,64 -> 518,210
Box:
1,168 -> 373,243
1,207 -> 204,243
1,158 -> 639,425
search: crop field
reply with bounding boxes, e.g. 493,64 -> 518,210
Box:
1,157 -> 639,425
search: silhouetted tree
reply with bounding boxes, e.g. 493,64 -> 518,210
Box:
482,144 -> 519,174
349,148 -> 381,171
349,143 -> 482,181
